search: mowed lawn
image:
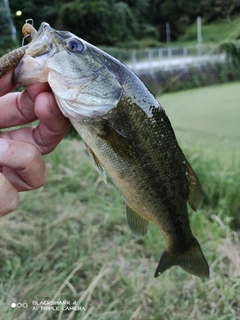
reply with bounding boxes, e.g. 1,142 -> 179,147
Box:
159,81 -> 240,160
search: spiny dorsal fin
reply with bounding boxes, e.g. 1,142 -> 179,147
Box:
85,144 -> 107,183
183,157 -> 204,211
126,205 -> 149,237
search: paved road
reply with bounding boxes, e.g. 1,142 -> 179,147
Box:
126,53 -> 226,74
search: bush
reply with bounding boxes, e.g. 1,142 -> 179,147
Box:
139,61 -> 240,95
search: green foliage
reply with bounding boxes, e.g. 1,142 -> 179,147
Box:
139,60 -> 240,96
65,125 -> 81,140
201,0 -> 240,22
0,0 -> 18,51
11,0 -> 57,41
219,40 -> 240,66
58,0 -> 112,44
121,38 -> 163,49
9,0 -> 155,46
159,0 -> 202,39
99,46 -> 132,61
8,0 -> 240,46
186,151 -> 240,230
178,16 -> 240,45
98,38 -> 163,63
213,0 -> 240,19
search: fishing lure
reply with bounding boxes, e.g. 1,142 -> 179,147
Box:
0,20 -> 36,78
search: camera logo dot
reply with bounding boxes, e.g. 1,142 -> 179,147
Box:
11,302 -> 28,308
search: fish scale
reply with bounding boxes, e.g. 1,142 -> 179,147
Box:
73,98 -> 192,245
3,21 -> 209,278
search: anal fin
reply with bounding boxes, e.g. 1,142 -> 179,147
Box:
183,156 -> 205,211
126,205 -> 149,237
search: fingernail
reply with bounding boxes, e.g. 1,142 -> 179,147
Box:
0,140 -> 8,154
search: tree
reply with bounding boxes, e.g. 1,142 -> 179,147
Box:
10,0 -> 58,42
0,0 -> 17,51
214,0 -> 240,19
58,0 -> 112,44
160,0 -> 201,40
219,40 -> 240,64
58,0 -> 139,45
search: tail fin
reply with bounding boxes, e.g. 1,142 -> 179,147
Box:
154,238 -> 209,278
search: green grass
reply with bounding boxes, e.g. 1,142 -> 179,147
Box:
0,83 -> 240,319
177,16 -> 240,46
160,81 -> 240,160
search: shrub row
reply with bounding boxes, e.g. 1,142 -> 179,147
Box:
139,60 -> 240,96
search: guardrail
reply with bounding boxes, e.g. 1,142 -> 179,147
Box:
123,45 -> 224,73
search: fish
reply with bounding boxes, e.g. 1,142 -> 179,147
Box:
12,22 -> 209,278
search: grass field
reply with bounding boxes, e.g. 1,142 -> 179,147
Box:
161,81 -> 240,160
177,16 -> 240,45
0,83 -> 240,320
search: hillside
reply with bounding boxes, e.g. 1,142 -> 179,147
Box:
177,16 -> 240,45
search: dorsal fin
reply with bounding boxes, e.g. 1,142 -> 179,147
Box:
126,205 -> 149,237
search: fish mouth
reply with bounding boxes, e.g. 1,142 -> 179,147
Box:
13,54 -> 49,86
13,21 -> 123,118
24,22 -> 55,57
30,43 -> 53,57
13,23 -> 57,86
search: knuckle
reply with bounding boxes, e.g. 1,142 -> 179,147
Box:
16,143 -> 48,190
27,162 -> 48,190
24,144 -> 40,166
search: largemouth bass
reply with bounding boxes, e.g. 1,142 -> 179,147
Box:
12,22 -> 209,278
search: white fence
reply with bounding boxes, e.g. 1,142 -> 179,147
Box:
125,45 -> 226,74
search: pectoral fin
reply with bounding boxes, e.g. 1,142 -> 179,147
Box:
86,144 -> 107,183
183,157 -> 204,211
98,122 -> 137,164
126,205 -> 149,237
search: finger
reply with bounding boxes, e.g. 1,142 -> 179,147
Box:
0,139 -> 48,191
0,82 -> 51,128
0,71 -> 15,96
1,91 -> 71,155
33,91 -> 70,154
0,173 -> 19,216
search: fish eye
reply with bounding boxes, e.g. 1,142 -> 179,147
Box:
66,38 -> 84,52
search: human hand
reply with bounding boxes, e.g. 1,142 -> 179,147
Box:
0,71 -> 70,215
